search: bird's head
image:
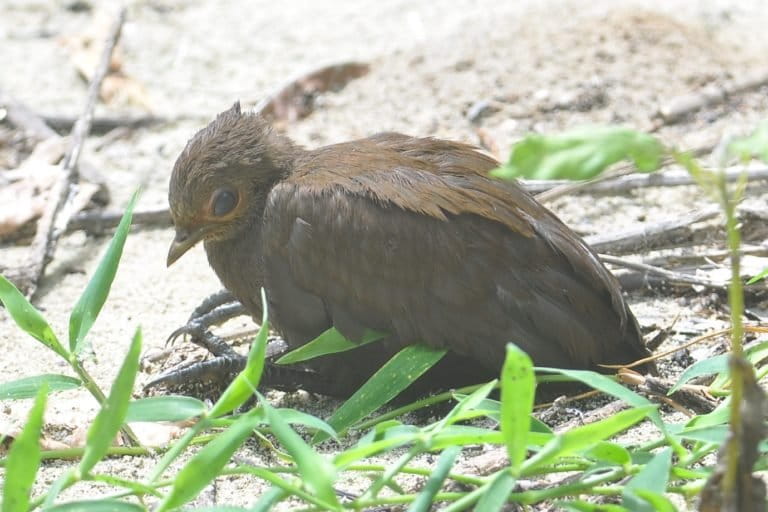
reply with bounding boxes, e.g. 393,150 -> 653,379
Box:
167,102 -> 297,266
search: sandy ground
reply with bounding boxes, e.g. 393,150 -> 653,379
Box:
1,0 -> 768,509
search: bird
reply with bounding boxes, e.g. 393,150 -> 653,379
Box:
163,101 -> 655,398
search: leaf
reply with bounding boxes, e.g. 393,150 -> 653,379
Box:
475,470 -> 516,512
631,490 -> 677,512
79,328 -> 141,475
747,267 -> 768,284
260,393 -> 340,510
728,121 -> 768,163
668,354 -> 728,394
407,446 -> 461,512
125,396 -> 206,422
69,190 -> 138,354
676,425 -> 728,444
521,405 -> 656,474
276,327 -> 385,365
500,343 -> 535,475
43,500 -> 144,511
0,374 -> 81,400
0,275 -> 67,358
583,441 -> 632,467
209,288 -> 270,418
313,345 -> 446,443
622,448 -> 672,512
156,409 -> 263,511
557,501 -> 628,511
273,408 -> 338,441
2,384 -> 47,512
491,126 -> 663,181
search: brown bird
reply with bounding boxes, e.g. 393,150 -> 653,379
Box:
164,102 -> 654,398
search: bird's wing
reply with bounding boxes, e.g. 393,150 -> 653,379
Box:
261,136 -> 647,372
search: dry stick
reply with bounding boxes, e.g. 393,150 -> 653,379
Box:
0,89 -> 59,139
67,206 -> 172,233
656,69 -> 768,124
523,165 -> 768,196
600,253 -> 726,290
20,8 -> 126,298
584,206 -> 720,255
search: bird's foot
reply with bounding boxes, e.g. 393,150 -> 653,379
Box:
166,290 -> 248,357
145,352 -> 247,390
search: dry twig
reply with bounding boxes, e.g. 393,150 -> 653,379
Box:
10,7 -> 126,297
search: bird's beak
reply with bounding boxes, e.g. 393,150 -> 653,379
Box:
167,225 -> 209,267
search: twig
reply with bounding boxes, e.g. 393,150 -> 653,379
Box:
0,89 -> 59,139
600,254 -> 726,290
67,206 -> 171,233
18,7 -> 126,297
41,113 -> 176,134
585,206 -> 719,255
522,166 -> 768,196
656,69 -> 768,124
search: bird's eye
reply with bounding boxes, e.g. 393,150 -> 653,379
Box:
211,188 -> 238,217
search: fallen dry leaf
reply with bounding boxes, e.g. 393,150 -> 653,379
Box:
256,62 -> 370,122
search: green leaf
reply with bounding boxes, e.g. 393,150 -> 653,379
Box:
125,395 -> 206,422
631,490 -> 677,512
248,486 -> 287,512
276,327 -> 385,365
747,267 -> 768,284
157,409 -> 262,511
676,425 -> 728,444
407,445 -> 461,512
491,126 -> 663,181
43,500 -> 144,511
522,405 -> 656,474
260,393 -> 340,510
79,328 -> 141,475
557,501 -> 628,511
668,354 -> 728,394
500,343 -> 535,475
0,374 -> 81,400
685,399 -> 729,429
69,190 -> 139,354
475,470 -> 516,512
2,384 -> 47,512
209,288 -> 270,418
622,448 -> 672,512
536,368 -> 669,435
583,441 -> 632,467
0,275 -> 66,358
728,121 -> 768,163
314,345 -> 446,443
273,408 -> 338,441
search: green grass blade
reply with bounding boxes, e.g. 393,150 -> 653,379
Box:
43,500 -> 144,511
583,441 -> 631,467
407,445 -> 460,512
248,485 -> 288,512
69,190 -> 139,354
314,345 -> 446,443
274,408 -> 338,441
276,327 -> 385,365
0,275 -> 66,358
500,343 -> 535,475
522,405 -> 656,474
156,409 -> 263,511
2,384 -> 47,512
475,470 -> 516,512
209,288 -> 270,418
0,374 -> 81,400
622,448 -> 672,512
79,328 -> 142,475
125,395 -> 206,422
668,355 -> 727,395
260,393 -> 341,510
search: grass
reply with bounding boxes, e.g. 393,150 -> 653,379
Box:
1,124 -> 767,511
